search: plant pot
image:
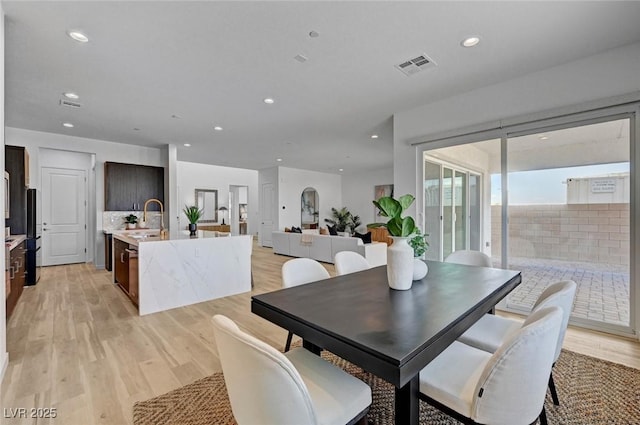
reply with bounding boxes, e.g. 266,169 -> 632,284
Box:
413,258 -> 428,281
387,236 -> 413,290
189,223 -> 197,236
126,223 -> 136,229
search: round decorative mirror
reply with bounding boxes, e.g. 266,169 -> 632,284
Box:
301,187 -> 319,229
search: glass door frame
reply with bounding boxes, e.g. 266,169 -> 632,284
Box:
418,103 -> 639,338
423,156 -> 483,261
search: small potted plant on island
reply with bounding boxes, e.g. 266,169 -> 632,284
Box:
124,214 -> 138,230
369,194 -> 419,290
183,205 -> 203,236
409,232 -> 429,281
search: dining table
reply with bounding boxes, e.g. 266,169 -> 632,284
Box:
251,259 -> 521,425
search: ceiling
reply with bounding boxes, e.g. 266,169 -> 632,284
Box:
4,1 -> 640,175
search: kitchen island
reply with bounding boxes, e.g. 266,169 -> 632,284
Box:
112,229 -> 252,315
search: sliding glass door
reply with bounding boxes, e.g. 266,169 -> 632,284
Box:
505,118 -> 631,330
424,159 -> 482,261
421,115 -> 635,335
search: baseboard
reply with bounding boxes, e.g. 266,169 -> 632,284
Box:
0,351 -> 8,384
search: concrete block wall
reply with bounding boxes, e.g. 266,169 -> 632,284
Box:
491,203 -> 630,265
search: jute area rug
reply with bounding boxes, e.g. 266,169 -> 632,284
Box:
134,348 -> 640,425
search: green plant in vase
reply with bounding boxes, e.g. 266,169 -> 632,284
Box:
369,194 -> 421,290
183,205 -> 203,235
369,194 -> 418,237
124,214 -> 138,229
409,232 -> 429,258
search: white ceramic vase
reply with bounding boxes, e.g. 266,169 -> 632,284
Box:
413,258 -> 428,281
387,236 -> 414,290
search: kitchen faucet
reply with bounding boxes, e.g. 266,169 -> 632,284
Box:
143,198 -> 167,238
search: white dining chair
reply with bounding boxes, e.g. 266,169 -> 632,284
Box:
419,306 -> 563,425
212,315 -> 371,425
281,258 -> 331,351
334,251 -> 371,276
444,250 -> 492,267
457,280 -> 577,406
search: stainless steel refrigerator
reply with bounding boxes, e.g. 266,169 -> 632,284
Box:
26,188 -> 41,285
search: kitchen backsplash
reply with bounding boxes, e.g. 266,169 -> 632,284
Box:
102,211 -> 163,232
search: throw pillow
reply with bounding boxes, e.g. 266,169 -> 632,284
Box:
354,231 -> 372,244
284,227 -> 291,232
291,226 -> 302,233
327,224 -> 338,236
319,227 -> 328,235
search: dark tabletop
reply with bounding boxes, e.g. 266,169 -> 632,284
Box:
252,260 -> 521,387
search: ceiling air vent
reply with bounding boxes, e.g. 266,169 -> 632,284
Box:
395,54 -> 436,76
59,99 -> 82,108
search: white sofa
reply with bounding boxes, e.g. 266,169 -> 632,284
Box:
271,231 -> 387,266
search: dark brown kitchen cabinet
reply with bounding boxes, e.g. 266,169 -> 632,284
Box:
104,162 -> 164,211
104,233 -> 113,271
113,238 -> 138,306
5,145 -> 29,234
6,240 -> 26,319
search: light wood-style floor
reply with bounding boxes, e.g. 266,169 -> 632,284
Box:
1,242 -> 639,425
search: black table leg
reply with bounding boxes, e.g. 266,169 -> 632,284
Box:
395,375 -> 420,425
302,339 -> 322,355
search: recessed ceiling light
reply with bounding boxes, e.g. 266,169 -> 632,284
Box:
63,92 -> 79,100
171,114 -> 181,119
309,31 -> 319,38
68,30 -> 89,43
539,135 -> 549,140
263,98 -> 275,104
213,126 -> 223,131
133,128 -> 140,131
339,168 -> 344,172
62,122 -> 74,128
276,158 -> 283,162
461,36 -> 480,48
371,134 -> 379,139
184,143 -> 191,147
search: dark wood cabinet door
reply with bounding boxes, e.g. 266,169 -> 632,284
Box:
105,162 -> 138,210
105,162 -> 164,211
135,166 -> 164,211
104,234 -> 113,271
5,146 -> 28,234
114,238 -> 129,291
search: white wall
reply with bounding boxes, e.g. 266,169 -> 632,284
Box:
177,161 -> 259,235
5,127 -> 167,268
342,167 -> 393,233
277,167 -> 342,230
1,2 -> 8,383
393,42 -> 640,218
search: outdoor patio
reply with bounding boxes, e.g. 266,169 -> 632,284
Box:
497,256 -> 629,326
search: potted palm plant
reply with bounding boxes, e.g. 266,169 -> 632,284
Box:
183,205 -> 203,236
325,207 -> 361,235
369,194 -> 419,290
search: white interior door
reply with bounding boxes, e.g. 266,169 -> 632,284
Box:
261,182 -> 274,247
42,167 -> 87,266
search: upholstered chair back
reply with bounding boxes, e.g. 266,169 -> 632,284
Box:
212,315 -> 318,425
282,258 -> 330,288
472,306 -> 562,425
527,280 -> 577,362
444,250 -> 492,267
334,251 -> 371,276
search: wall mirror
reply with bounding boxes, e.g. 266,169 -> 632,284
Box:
301,187 -> 319,229
195,189 -> 218,223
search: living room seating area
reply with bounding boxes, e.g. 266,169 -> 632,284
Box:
271,230 -> 387,266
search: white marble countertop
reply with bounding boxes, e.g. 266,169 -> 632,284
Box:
5,234 -> 26,251
112,229 -> 226,247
